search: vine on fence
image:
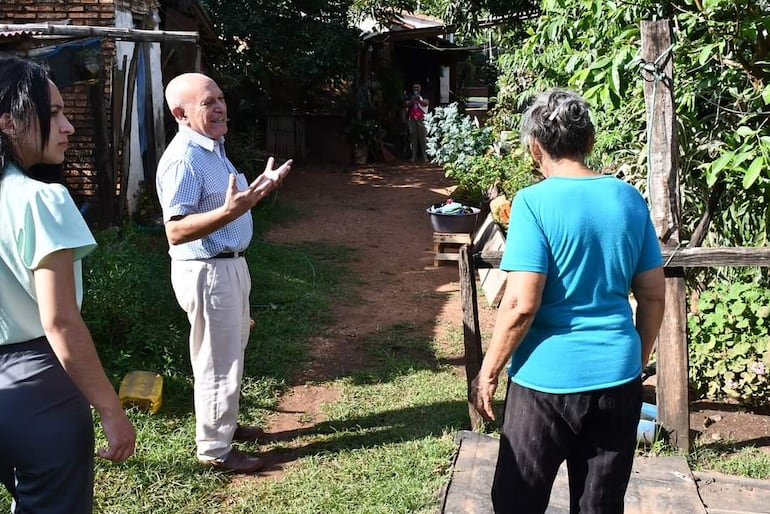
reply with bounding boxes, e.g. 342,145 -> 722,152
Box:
688,281 -> 770,407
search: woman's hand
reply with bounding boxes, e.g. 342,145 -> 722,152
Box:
36,250 -> 137,463
97,407 -> 136,462
471,373 -> 499,421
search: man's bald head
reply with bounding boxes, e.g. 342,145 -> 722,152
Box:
165,73 -> 228,139
165,73 -> 211,112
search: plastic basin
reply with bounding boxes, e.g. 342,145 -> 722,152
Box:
427,205 -> 481,233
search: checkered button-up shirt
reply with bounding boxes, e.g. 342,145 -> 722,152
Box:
156,125 -> 253,260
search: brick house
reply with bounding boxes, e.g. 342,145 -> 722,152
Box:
0,0 -> 218,226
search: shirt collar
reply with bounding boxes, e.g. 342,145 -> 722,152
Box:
178,125 -> 225,153
4,161 -> 24,178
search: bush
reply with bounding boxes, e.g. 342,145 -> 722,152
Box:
688,280 -> 770,407
425,103 -> 495,202
82,226 -> 189,381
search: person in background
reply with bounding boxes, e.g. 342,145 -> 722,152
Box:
405,82 -> 429,162
156,72 -> 291,473
471,88 -> 665,513
0,55 -> 136,513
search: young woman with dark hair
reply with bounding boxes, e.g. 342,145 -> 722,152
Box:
0,55 -> 135,514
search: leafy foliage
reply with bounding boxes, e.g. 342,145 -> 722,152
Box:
493,0 -> 770,252
82,227 -> 188,381
425,103 -> 536,203
688,281 -> 770,407
201,0 -> 360,111
424,103 -> 494,200
350,0 -> 539,36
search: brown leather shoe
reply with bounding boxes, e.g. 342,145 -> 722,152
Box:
201,448 -> 264,473
233,424 -> 265,443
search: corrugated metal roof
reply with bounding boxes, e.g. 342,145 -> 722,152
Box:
0,29 -> 41,39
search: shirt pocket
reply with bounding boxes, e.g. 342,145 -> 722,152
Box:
234,172 -> 249,190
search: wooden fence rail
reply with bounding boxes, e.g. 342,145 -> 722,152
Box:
459,244 -> 770,437
474,247 -> 770,270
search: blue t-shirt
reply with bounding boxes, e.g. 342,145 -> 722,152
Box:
500,175 -> 663,393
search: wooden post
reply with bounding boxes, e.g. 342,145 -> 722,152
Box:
459,245 -> 485,431
118,44 -> 141,220
641,19 -> 690,451
140,42 -> 158,183
111,55 -> 127,226
88,80 -> 114,229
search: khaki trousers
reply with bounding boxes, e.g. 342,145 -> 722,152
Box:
171,257 -> 251,460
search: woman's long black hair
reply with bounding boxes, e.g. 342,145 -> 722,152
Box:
0,55 -> 52,177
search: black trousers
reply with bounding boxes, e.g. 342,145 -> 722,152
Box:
0,337 -> 95,514
491,377 -> 642,514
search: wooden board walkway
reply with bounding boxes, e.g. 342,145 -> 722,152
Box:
439,431 -> 770,514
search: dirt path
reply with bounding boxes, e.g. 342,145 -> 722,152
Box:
255,160 -> 769,479
254,161 -> 495,476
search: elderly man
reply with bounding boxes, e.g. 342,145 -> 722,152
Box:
156,73 -> 291,473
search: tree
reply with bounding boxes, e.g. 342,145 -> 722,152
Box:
492,0 -> 770,264
350,0 -> 539,36
201,0 -> 361,111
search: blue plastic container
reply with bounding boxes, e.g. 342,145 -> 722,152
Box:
640,402 -> 658,421
637,419 -> 658,444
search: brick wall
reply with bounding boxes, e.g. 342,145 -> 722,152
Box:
1,0 -> 158,210
0,1 -> 118,205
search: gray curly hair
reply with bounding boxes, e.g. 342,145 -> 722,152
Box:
520,88 -> 595,159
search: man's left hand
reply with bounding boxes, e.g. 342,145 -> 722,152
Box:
250,157 -> 292,197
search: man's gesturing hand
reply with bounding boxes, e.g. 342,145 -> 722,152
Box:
247,157 -> 293,198
223,157 -> 293,219
261,157 -> 292,184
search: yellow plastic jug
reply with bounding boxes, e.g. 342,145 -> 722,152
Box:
118,370 -> 163,414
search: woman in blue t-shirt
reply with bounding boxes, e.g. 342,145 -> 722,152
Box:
471,88 -> 665,513
0,56 -> 135,513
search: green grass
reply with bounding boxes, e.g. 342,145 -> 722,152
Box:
635,426 -> 770,480
227,437 -> 455,514
4,193 -> 767,512
689,444 -> 770,480
225,323 -> 468,513
0,200 -> 465,513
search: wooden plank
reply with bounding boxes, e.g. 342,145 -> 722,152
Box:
434,232 -> 472,266
659,268 -> 690,450
548,456 -> 706,513
118,44 -> 140,220
459,246 -> 485,431
477,247 -> 770,269
617,456 -> 706,514
473,215 -> 507,307
660,246 -> 770,267
436,232 -> 473,244
642,19 -> 689,452
435,252 -> 461,262
474,250 -> 503,269
439,431 -> 497,514
111,55 -> 126,225
440,432 -> 707,514
88,80 -> 114,229
140,41 -> 157,183
693,470 -> 770,514
0,23 -> 199,43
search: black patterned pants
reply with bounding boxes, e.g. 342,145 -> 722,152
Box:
492,377 -> 642,514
